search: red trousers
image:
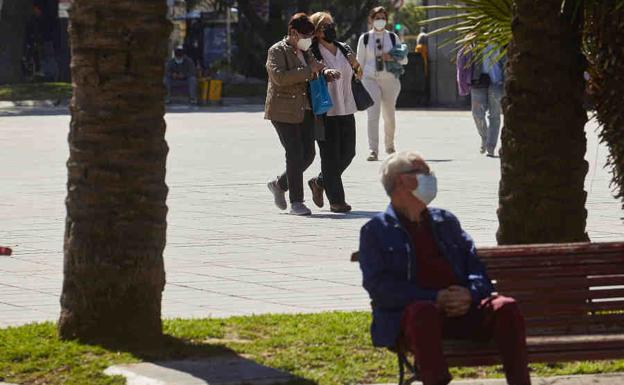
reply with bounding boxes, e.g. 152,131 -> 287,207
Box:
400,296 -> 531,385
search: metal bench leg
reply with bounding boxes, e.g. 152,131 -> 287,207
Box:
397,351 -> 420,385
397,351 -> 405,385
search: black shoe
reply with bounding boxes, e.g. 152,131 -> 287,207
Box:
330,203 -> 352,213
308,178 -> 324,208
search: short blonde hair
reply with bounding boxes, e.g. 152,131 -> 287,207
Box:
309,11 -> 333,31
380,151 -> 424,196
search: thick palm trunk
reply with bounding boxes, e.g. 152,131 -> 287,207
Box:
0,0 -> 32,84
58,0 -> 171,344
588,2 -> 624,212
497,0 -> 589,244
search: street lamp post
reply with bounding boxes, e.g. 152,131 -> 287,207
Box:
225,0 -> 234,69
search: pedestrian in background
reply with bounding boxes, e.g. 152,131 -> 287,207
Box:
307,11 -> 361,213
265,13 -> 326,216
457,45 -> 505,157
164,46 -> 198,105
357,6 -> 408,162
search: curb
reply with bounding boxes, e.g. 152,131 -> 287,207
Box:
0,97 -> 264,110
0,100 -> 68,108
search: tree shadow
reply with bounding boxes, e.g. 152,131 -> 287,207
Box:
101,335 -> 317,385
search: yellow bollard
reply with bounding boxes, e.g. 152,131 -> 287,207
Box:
199,78 -> 211,104
209,79 -> 223,102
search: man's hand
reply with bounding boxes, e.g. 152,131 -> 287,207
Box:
323,69 -> 341,82
438,285 -> 472,318
382,53 -> 394,62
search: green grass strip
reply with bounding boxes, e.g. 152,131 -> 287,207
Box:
1,312 -> 623,385
0,83 -> 72,101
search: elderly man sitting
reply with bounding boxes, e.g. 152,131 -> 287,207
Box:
358,151 -> 531,385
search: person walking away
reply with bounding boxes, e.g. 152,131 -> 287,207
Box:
265,13 -> 326,216
457,45 -> 505,157
307,11 -> 361,213
357,6 -> 408,162
164,46 -> 198,105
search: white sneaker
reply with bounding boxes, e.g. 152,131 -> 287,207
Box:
267,179 -> 287,210
289,202 -> 311,216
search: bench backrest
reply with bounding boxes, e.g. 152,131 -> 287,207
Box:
352,242 -> 624,336
477,242 -> 624,336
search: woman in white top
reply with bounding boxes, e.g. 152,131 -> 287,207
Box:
307,11 -> 362,213
356,6 -> 408,161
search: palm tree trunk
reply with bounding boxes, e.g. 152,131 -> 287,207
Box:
58,0 -> 171,345
497,0 -> 590,244
588,2 -> 624,213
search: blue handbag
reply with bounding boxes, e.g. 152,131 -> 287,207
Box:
309,75 -> 333,115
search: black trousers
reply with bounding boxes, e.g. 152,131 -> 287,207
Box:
272,110 -> 316,203
317,114 -> 356,205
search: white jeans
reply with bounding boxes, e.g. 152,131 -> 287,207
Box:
362,75 -> 401,153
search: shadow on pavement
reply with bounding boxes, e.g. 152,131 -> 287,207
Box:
310,210 -> 379,220
102,335 -> 316,385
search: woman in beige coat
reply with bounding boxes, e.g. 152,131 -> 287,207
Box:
265,13 -> 331,216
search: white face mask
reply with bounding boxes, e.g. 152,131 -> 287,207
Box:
174,58 -> 183,64
373,19 -> 387,31
411,172 -> 437,205
297,37 -> 312,51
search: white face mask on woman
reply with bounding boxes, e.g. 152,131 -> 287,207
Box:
411,172 -> 437,205
373,19 -> 387,31
297,37 -> 313,51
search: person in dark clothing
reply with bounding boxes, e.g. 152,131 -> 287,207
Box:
359,151 -> 531,385
164,46 -> 198,104
307,11 -> 361,213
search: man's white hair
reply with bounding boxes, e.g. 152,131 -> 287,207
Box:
380,150 -> 424,196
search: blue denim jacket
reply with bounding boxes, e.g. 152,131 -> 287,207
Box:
358,205 -> 495,347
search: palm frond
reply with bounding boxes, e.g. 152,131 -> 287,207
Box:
417,0 -> 513,64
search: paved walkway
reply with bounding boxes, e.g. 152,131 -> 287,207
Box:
1,106 -> 623,327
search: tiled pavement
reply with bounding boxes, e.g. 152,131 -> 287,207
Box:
1,106 -> 623,327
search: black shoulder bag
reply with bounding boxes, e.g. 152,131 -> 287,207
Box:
336,41 -> 374,111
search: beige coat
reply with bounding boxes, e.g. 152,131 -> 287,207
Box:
264,39 -> 317,124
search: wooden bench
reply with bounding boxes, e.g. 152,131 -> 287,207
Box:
351,242 -> 624,384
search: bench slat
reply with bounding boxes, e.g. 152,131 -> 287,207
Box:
477,242 -> 624,258
498,288 -> 624,303
518,301 -> 624,316
492,276 -> 624,291
481,252 -> 624,268
443,334 -> 624,366
446,348 -> 624,367
485,264 -> 624,278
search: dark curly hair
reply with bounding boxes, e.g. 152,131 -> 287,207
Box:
288,13 -> 315,35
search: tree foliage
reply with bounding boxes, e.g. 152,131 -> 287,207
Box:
419,0 -> 624,215
417,0 -> 512,63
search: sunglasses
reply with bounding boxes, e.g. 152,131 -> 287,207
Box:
376,38 -> 382,50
